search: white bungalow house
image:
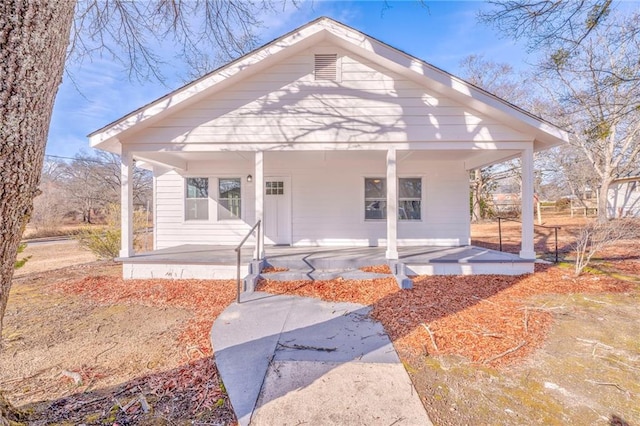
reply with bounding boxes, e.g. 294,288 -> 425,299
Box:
608,172 -> 640,218
89,17 -> 568,285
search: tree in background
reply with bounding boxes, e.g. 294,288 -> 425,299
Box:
482,2 -> 640,221
60,151 -> 152,223
1,1 -> 285,420
28,153 -> 153,237
536,13 -> 640,220
459,55 -> 530,220
470,167 -> 498,221
480,0 -> 613,52
29,159 -> 69,235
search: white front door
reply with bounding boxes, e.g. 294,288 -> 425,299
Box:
264,177 -> 292,245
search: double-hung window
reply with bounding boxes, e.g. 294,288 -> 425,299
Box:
186,178 -> 209,220
218,178 -> 241,220
364,177 -> 422,220
364,178 -> 387,220
398,178 -> 422,220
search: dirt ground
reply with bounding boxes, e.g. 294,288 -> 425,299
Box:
2,216 -> 639,425
403,290 -> 640,426
471,213 -> 591,260
14,240 -> 98,277
2,251 -> 236,424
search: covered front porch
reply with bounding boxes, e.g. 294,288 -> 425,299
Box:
118,244 -> 534,286
117,147 -> 538,258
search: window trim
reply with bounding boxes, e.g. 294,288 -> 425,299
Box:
184,177 -> 210,222
364,177 -> 387,221
398,177 -> 422,221
363,176 -> 423,222
217,177 -> 242,221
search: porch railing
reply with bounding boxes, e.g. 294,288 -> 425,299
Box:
496,216 -> 561,263
235,220 -> 261,304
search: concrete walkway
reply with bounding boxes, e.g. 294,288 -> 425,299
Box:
211,292 -> 432,426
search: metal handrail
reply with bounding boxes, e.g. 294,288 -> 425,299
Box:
496,216 -> 561,263
235,220 -> 261,304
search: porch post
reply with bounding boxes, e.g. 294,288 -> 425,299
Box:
386,148 -> 399,259
254,150 -> 264,259
120,148 -> 134,258
520,147 -> 535,259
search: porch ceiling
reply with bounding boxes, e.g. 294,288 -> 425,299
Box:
134,149 -> 520,171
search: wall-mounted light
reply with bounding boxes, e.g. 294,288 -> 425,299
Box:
247,174 -> 253,183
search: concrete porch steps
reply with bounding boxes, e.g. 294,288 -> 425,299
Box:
260,269 -> 390,282
246,256 -> 413,291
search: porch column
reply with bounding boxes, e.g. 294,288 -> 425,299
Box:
386,148 -> 399,259
254,151 -> 264,259
120,148 -> 134,258
520,147 -> 535,259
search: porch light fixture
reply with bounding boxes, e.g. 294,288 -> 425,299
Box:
247,174 -> 253,183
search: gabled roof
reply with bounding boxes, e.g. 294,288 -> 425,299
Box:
89,16 -> 568,152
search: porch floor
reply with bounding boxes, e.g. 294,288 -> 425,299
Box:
120,244 -> 529,266
119,245 -> 534,279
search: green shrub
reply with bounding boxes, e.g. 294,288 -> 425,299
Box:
75,226 -> 121,259
75,204 -> 147,259
14,243 -> 31,269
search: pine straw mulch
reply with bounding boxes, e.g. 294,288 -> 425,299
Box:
258,264 -> 634,367
359,264 -> 393,274
261,265 -> 289,273
27,357 -> 236,426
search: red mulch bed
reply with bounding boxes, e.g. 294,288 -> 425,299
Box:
359,264 -> 393,274
259,265 -> 634,367
55,277 -> 236,357
54,264 -> 636,369
261,266 -> 289,273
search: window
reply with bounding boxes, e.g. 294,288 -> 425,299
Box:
218,178 -> 241,220
266,181 -> 284,195
399,178 -> 422,220
364,177 -> 422,221
365,178 -> 386,220
186,178 -> 209,220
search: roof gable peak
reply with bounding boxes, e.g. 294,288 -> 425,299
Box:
89,16 -> 567,152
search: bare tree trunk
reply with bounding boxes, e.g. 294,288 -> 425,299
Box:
1,2 -> 74,420
0,0 -> 75,339
597,180 -> 612,222
472,169 -> 482,222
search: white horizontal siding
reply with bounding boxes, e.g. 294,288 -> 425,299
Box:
131,46 -> 528,146
608,181 -> 640,217
281,152 -> 469,246
153,152 -> 470,249
154,169 -> 256,249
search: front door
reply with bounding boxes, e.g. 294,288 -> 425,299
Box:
264,177 -> 292,245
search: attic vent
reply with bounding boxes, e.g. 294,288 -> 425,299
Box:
315,54 -> 338,80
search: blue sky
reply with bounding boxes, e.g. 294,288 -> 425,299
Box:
48,1 -> 532,158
